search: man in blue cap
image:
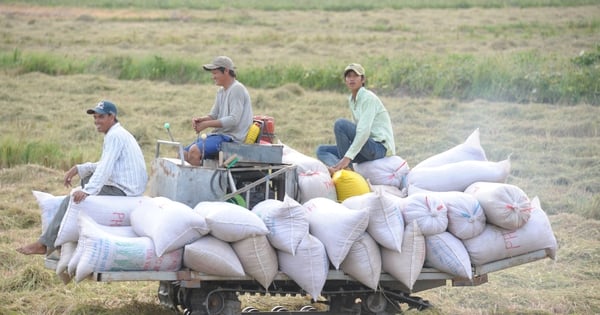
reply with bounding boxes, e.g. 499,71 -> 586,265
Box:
17,100 -> 148,255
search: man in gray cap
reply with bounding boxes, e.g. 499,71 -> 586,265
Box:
17,100 -> 148,255
184,56 -> 253,166
316,63 -> 396,175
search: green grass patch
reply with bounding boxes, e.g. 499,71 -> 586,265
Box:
0,137 -> 82,170
1,49 -> 85,75
2,49 -> 599,105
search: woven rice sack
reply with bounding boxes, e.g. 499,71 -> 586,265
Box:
463,196 -> 558,265
406,158 -> 511,193
232,235 -> 278,290
281,144 -> 330,175
68,240 -> 83,277
413,128 -> 487,169
251,195 -> 309,256
55,194 -> 149,246
194,201 -> 269,242
65,224 -> 138,279
332,169 -> 371,202
183,235 -> 245,277
381,221 -> 426,291
303,197 -> 369,269
131,197 -> 209,257
353,155 -> 410,189
343,190 -> 405,252
32,190 -> 66,235
401,193 -> 448,236
464,181 -> 532,230
297,170 -> 338,204
75,214 -> 182,282
278,234 -> 329,301
340,232 -> 382,290
432,191 -> 486,240
56,241 -> 77,284
425,232 -> 472,279
370,184 -> 406,198
281,144 -> 337,202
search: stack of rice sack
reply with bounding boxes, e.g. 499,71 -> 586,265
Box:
192,200 -> 275,290
35,189 -> 319,298
49,194 -> 203,284
32,127 -> 557,299
35,188 -> 407,299
400,128 -> 558,280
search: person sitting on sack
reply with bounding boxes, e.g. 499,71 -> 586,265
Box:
316,63 -> 396,175
183,56 -> 254,166
16,100 -> 148,255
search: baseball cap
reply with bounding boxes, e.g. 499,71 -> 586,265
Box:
344,63 -> 365,76
203,56 -> 235,71
87,100 -> 118,116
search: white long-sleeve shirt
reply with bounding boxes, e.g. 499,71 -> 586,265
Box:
77,122 -> 148,196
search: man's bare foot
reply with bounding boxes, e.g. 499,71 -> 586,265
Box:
16,242 -> 47,255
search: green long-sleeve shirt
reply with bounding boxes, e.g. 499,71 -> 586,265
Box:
345,87 -> 396,160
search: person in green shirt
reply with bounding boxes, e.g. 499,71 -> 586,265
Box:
316,63 -> 396,175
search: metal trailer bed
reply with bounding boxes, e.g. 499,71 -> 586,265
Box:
45,249 -> 551,315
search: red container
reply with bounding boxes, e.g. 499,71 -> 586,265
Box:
254,115 -> 275,143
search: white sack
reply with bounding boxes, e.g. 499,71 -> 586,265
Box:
67,224 -> 137,278
282,145 -> 337,203
251,195 -> 309,255
232,235 -> 278,290
401,193 -> 448,236
303,197 -> 369,269
67,240 -> 82,278
340,232 -> 381,290
432,191 -> 486,240
343,191 -> 404,252
463,196 -> 558,265
194,201 -> 269,242
75,214 -> 182,282
425,232 -> 472,279
277,234 -> 329,301
282,144 -> 329,175
413,128 -> 487,169
32,190 -> 66,235
370,184 -> 407,198
464,182 -> 532,230
406,158 -> 511,193
131,197 -> 209,256
297,170 -> 338,204
56,241 -> 77,284
381,221 -> 426,291
183,235 -> 245,277
353,155 -> 410,189
55,194 -> 149,246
